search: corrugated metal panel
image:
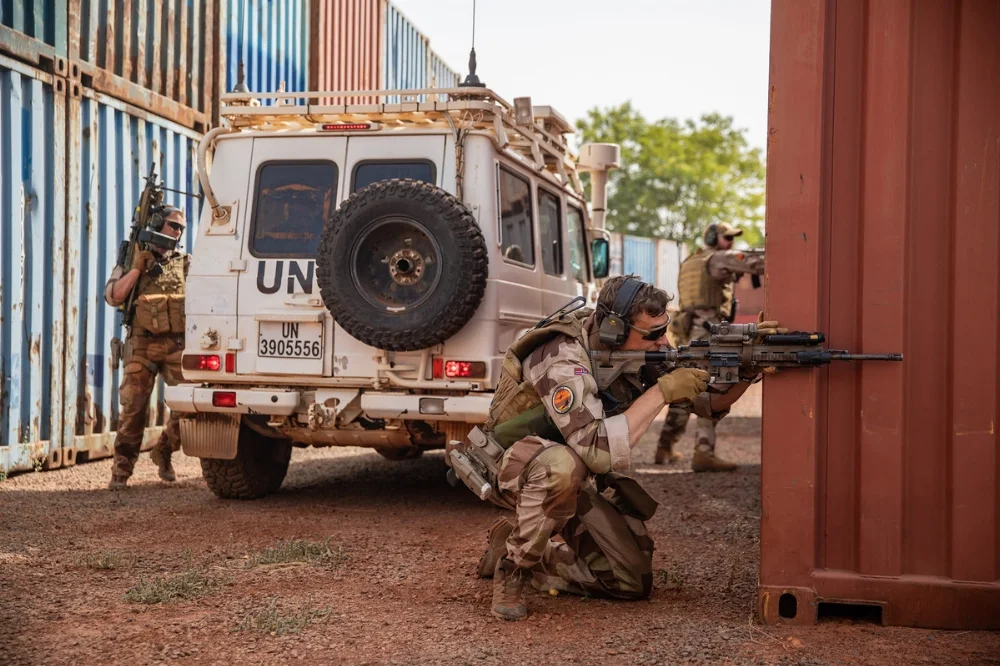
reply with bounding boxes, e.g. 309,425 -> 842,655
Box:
225,0 -> 309,101
0,0 -> 68,56
654,239 -> 682,300
308,0 -> 382,104
382,2 -> 427,101
428,48 -> 458,99
69,0 -> 218,131
622,235 -> 656,285
0,57 -> 66,474
62,85 -> 202,466
761,0 -> 1000,630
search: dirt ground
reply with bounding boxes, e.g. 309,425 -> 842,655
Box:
1,416 -> 997,666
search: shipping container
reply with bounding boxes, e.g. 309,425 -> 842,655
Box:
60,85 -> 203,466
224,0 -> 309,101
68,0 -> 219,131
655,239 -> 683,301
308,0 -> 382,103
0,0 -> 68,60
428,48 -> 459,92
0,57 -> 67,474
761,0 -> 1000,630
622,235 -> 656,285
382,2 -> 426,99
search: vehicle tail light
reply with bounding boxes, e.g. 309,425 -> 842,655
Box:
183,354 -> 221,371
432,357 -> 443,379
225,352 -> 236,373
318,122 -> 380,131
444,361 -> 487,379
212,391 -> 237,408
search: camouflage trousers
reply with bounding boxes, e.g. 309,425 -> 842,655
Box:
111,334 -> 184,479
496,438 -> 657,600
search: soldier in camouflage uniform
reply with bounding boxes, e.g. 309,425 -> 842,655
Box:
656,222 -> 765,472
476,275 -> 772,621
103,207 -> 190,490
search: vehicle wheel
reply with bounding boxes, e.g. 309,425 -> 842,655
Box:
374,446 -> 424,461
200,419 -> 292,499
316,179 -> 488,351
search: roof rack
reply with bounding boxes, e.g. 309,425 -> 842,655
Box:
219,88 -> 583,194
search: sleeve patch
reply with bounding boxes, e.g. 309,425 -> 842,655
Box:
551,385 -> 575,414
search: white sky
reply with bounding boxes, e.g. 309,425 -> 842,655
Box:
391,0 -> 773,150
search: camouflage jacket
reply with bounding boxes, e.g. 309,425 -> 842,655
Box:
519,314 -> 640,475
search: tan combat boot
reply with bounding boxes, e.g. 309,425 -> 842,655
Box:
149,446 -> 177,482
691,450 -> 738,472
654,447 -> 683,464
477,516 -> 515,578
491,557 -> 529,621
107,474 -> 129,490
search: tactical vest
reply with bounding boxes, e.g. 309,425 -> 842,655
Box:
677,249 -> 732,318
132,253 -> 186,336
487,309 -> 592,433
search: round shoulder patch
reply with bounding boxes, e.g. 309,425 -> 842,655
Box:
551,385 -> 575,414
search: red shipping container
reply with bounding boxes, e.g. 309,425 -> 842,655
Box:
760,0 -> 1000,630
309,0 -> 383,103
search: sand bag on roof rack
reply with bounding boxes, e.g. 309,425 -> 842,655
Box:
315,178 -> 489,352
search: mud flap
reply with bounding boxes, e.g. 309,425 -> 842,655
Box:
180,413 -> 240,460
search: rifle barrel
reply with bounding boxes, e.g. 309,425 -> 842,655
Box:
834,353 -> 903,361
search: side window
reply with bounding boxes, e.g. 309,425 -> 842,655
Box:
538,189 -> 563,276
498,167 -> 535,266
250,162 -> 338,257
352,161 -> 436,191
566,205 -> 590,284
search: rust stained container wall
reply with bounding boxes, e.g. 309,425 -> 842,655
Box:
0,0 -> 68,60
0,57 -> 67,473
70,0 -> 218,131
309,0 -> 383,104
61,86 -> 202,465
761,0 -> 1000,630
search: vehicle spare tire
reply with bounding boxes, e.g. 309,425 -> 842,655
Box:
316,179 -> 488,351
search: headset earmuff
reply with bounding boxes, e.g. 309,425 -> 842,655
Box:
598,277 -> 645,347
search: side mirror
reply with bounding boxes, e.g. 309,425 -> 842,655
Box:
591,238 -> 609,279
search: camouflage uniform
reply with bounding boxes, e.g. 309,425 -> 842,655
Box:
104,251 -> 189,484
657,243 -> 763,466
492,314 -> 658,600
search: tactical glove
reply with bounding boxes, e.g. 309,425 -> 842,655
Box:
657,368 -> 710,404
754,311 -> 788,342
135,251 -> 156,273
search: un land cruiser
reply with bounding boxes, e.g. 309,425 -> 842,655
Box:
164,84 -> 620,499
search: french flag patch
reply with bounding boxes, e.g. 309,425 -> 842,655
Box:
574,367 -> 589,376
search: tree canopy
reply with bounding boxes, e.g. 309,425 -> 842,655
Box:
575,103 -> 765,248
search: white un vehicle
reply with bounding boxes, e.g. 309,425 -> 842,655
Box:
165,81 -> 620,498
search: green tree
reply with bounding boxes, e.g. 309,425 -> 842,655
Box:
575,103 -> 765,249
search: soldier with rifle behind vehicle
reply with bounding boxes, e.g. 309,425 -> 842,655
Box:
446,275 -> 901,621
657,221 -> 765,471
104,165 -> 191,490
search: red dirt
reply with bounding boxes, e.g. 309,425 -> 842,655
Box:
2,417 -> 997,666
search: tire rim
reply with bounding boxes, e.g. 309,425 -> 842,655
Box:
349,216 -> 443,313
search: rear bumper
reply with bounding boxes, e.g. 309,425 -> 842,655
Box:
165,385 -> 493,423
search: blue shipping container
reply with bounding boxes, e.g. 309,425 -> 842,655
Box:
0,58 -> 67,474
383,2 -> 427,100
0,0 -> 67,56
623,235 -> 657,285
225,0 -> 309,100
61,87 -> 203,466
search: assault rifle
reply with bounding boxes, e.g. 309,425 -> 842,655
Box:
590,322 -> 902,389
115,163 -> 180,328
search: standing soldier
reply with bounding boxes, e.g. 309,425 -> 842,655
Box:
103,206 -> 190,490
472,275 -> 775,620
656,222 -> 765,471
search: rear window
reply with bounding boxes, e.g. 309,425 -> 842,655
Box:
498,167 -> 535,266
250,161 -> 338,257
352,161 -> 435,191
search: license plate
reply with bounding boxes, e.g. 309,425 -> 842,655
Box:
258,321 -> 324,359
